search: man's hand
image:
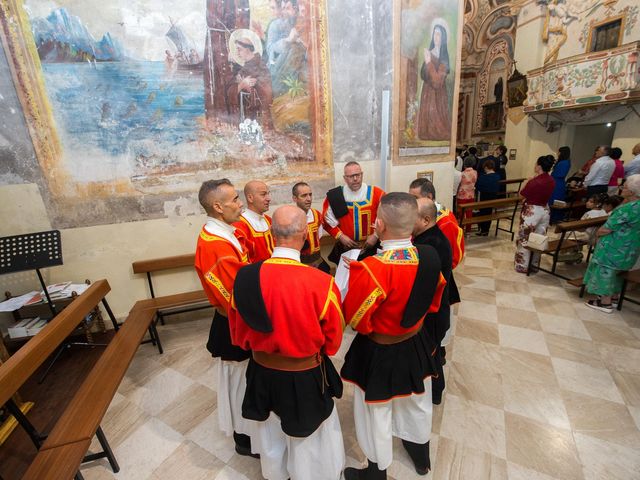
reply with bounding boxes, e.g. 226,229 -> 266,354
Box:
338,234 -> 359,249
364,234 -> 378,247
341,256 -> 353,269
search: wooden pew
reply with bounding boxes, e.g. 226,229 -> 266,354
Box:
456,197 -> 521,240
497,177 -> 525,198
0,280 -> 151,479
132,253 -> 211,345
567,269 -> 639,311
524,216 -> 607,279
23,308 -> 157,480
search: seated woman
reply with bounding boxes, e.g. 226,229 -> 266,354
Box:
584,175 -> 640,313
474,160 -> 500,236
514,155 -> 556,273
456,156 -> 478,232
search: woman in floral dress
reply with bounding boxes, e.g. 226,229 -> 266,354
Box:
514,155 -> 556,273
584,174 -> 640,313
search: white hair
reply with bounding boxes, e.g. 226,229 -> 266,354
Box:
626,174 -> 640,196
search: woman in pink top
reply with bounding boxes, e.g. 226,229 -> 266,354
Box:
456,157 -> 478,232
608,147 -> 624,194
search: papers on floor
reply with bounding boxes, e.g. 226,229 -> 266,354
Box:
0,291 -> 40,312
335,249 -> 361,299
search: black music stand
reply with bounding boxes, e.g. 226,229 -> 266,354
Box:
0,230 -> 63,317
0,230 -> 110,383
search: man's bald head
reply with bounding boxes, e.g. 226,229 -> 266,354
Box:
414,197 -> 437,236
244,180 -> 271,214
376,192 -> 418,239
271,205 -> 308,250
417,197 -> 437,222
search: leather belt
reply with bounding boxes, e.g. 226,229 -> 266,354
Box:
368,329 -> 419,345
252,350 -> 321,371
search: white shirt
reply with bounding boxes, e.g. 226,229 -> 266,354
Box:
625,154 -> 640,177
324,183 -> 370,228
380,238 -> 413,251
581,209 -> 607,220
453,169 -> 462,195
204,216 -> 242,252
271,246 -> 301,262
584,156 -> 615,186
241,209 -> 269,232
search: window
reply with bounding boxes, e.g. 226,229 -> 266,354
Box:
589,18 -> 622,52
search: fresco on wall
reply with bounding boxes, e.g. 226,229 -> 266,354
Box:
0,0 -> 332,227
393,0 -> 460,164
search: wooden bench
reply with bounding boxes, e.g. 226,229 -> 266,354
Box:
132,253 -> 212,354
497,177 -> 525,198
524,216 -> 607,279
23,308 -> 157,480
0,280 -> 157,479
550,199 -> 587,223
567,269 -> 639,311
456,197 -> 521,240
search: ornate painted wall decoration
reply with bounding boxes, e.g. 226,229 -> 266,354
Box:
457,0 -> 516,142
524,41 -> 640,112
0,0 -> 333,228
392,0 -> 462,164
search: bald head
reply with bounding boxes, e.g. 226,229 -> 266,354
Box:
376,192 -> 418,239
417,197 -> 437,222
272,205 -> 308,250
244,180 -> 271,214
414,197 -> 437,236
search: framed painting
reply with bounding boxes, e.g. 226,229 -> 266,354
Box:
0,0 -> 333,228
392,0 -> 462,165
416,170 -> 433,182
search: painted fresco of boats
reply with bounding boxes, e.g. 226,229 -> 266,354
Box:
165,19 -> 203,73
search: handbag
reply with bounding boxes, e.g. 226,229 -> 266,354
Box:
527,232 -> 549,251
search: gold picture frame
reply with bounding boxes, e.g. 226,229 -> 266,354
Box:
391,0 -> 463,165
416,170 -> 434,182
585,14 -> 625,53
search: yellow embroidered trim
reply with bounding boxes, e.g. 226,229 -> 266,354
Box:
372,247 -> 419,265
329,291 -> 346,330
265,258 -> 305,266
205,271 -> 230,301
200,230 -> 225,242
350,287 -> 383,329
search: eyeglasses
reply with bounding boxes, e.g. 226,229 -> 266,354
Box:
344,173 -> 363,180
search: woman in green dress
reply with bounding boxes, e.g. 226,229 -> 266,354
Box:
584,174 -> 640,313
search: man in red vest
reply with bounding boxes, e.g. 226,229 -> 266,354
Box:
322,161 -> 385,264
194,179 -> 257,458
234,180 -> 275,262
230,205 -> 346,480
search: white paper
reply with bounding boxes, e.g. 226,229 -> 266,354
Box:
0,291 -> 40,312
335,249 -> 361,300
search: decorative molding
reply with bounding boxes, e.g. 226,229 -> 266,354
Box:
524,41 -> 640,112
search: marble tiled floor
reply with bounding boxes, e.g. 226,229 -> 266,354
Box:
82,236 -> 640,480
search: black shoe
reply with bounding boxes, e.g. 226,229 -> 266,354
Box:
344,461 -> 387,479
233,431 -> 259,459
402,439 -> 430,475
235,443 -> 260,458
475,231 -> 489,236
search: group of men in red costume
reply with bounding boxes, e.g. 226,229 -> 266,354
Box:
194,161 -> 464,480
